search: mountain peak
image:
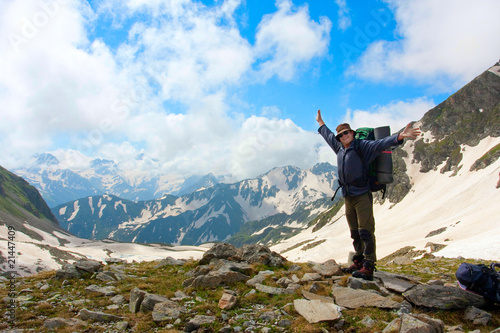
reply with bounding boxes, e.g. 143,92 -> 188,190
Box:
34,153 -> 59,166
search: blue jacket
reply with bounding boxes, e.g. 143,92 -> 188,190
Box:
318,124 -> 403,197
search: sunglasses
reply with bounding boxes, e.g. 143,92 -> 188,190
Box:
336,131 -> 351,139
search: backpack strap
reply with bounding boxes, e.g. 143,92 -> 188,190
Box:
331,180 -> 342,201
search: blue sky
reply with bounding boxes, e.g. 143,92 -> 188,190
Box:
1,0 -> 500,181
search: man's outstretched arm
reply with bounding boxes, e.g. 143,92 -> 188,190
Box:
316,109 -> 325,127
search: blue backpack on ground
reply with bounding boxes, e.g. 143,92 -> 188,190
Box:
456,262 -> 500,303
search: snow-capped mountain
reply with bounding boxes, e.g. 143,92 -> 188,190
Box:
52,163 -> 338,245
13,154 -> 221,207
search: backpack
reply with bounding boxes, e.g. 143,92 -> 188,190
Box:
455,262 -> 500,303
354,126 -> 394,198
330,126 -> 394,201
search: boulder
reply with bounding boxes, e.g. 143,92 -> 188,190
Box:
403,285 -> 486,310
129,287 -> 147,313
141,293 -> 172,312
152,301 -> 186,321
55,264 -> 82,280
218,293 -> 237,310
75,259 -> 103,273
312,259 -> 343,277
199,243 -> 239,265
293,299 -> 341,323
332,286 -> 400,309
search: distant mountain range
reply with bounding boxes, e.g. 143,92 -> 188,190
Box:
51,163 -> 338,245
13,154 -> 220,207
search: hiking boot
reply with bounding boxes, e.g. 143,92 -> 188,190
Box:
352,260 -> 375,281
342,255 -> 364,274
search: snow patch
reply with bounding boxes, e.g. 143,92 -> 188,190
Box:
67,201 -> 80,222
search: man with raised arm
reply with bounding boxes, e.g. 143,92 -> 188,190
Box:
316,109 -> 421,280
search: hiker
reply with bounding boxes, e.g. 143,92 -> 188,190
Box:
316,109 -> 421,280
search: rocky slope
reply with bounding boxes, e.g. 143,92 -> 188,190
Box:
0,165 -> 66,240
380,63 -> 500,204
1,243 -> 499,333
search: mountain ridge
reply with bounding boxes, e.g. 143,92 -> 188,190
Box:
51,163 -> 339,246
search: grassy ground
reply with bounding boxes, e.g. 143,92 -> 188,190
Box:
1,255 -> 499,332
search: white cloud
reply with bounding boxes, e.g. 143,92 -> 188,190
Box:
0,0 -> 332,182
227,116 -> 324,180
342,97 -> 435,133
335,0 -> 351,31
254,0 -> 332,81
349,0 -> 500,88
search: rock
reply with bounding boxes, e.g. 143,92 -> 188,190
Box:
199,243 -> 239,265
129,287 -> 147,313
173,290 -> 189,300
75,259 -> 103,273
43,317 -> 85,329
105,258 -> 125,264
464,306 -> 491,325
403,285 -> 486,310
375,271 -> 420,293
300,272 -> 323,283
308,281 -> 326,293
96,271 -> 118,282
237,244 -> 286,267
347,276 -> 384,294
293,299 -> 341,323
383,313 -> 444,333
116,321 -> 129,331
154,256 -> 186,268
361,315 -> 375,328
189,274 -> 223,288
218,293 -> 237,310
246,270 -> 274,287
277,319 -> 292,327
425,242 -> 447,253
185,315 -> 216,332
55,264 -> 82,279
259,311 -> 278,321
301,290 -> 335,303
255,283 -> 294,295
276,277 -> 294,288
332,286 -> 400,309
79,308 -> 125,322
288,264 -> 302,272
312,259 -> 343,277
141,293 -> 172,312
152,301 -> 186,321
110,295 -> 126,305
84,284 -> 116,296
217,260 -> 254,276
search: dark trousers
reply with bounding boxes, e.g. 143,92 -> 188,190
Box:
344,192 -> 376,262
